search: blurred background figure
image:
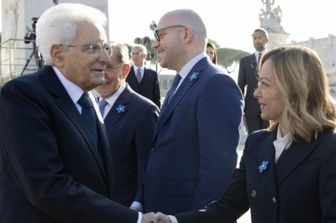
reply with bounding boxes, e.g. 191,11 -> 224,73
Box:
238,28 -> 269,134
95,43 -> 159,206
206,42 -> 217,64
126,44 -> 161,107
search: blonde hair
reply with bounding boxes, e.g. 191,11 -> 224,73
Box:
261,45 -> 336,142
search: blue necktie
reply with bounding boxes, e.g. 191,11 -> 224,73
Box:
165,74 -> 181,106
99,99 -> 108,118
78,93 -> 97,144
136,68 -> 142,83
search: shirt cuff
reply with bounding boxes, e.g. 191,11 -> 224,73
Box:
137,212 -> 142,223
169,215 -> 178,223
131,201 -> 143,212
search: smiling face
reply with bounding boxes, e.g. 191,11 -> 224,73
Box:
254,59 -> 285,123
95,48 -> 131,99
151,17 -> 187,71
56,22 -> 109,91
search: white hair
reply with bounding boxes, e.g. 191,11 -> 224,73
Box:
132,44 -> 147,55
36,3 -> 107,65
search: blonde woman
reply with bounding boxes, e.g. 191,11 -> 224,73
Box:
155,45 -> 336,223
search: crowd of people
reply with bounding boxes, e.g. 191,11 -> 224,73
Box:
0,3 -> 335,223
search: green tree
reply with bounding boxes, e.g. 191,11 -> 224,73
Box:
217,48 -> 249,67
207,38 -> 249,68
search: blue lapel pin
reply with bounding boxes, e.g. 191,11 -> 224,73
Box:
115,104 -> 126,114
258,160 -> 269,173
189,72 -> 199,81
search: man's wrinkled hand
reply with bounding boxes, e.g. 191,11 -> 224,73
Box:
154,212 -> 171,223
142,212 -> 155,223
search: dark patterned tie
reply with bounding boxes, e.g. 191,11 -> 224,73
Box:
258,52 -> 262,65
165,74 -> 181,106
78,93 -> 97,144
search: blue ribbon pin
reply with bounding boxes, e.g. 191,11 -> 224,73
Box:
258,160 -> 269,173
189,72 -> 199,81
115,104 -> 126,113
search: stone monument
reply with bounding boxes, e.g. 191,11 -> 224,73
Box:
259,0 -> 289,50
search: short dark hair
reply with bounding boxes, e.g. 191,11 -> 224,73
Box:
252,27 -> 269,39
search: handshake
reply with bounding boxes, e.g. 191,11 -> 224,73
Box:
142,212 -> 174,223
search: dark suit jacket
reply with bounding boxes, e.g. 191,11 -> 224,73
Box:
177,128 -> 336,223
137,57 -> 244,214
126,66 -> 161,107
0,66 -> 138,223
238,54 -> 259,118
104,85 -> 159,206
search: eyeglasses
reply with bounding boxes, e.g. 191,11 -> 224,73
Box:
60,43 -> 111,56
154,25 -> 186,41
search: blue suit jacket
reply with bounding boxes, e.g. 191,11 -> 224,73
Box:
126,66 -> 161,107
138,57 -> 244,214
177,128 -> 336,223
0,66 -> 138,223
104,85 -> 159,206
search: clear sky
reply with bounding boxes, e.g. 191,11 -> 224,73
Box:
1,0 -> 336,53
109,0 -> 336,53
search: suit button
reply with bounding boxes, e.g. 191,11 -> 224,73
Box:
272,197 -> 277,203
251,190 -> 257,198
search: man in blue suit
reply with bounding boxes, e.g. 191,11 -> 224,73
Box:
0,3 -> 152,223
96,43 -> 159,206
132,9 -> 244,214
126,44 -> 161,107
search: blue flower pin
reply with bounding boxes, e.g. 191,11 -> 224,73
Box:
115,104 -> 126,113
189,72 -> 199,81
258,160 -> 269,173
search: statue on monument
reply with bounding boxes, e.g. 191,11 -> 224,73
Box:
259,0 -> 285,33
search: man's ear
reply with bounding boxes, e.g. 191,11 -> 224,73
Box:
50,44 -> 65,67
121,64 -> 131,79
183,27 -> 193,43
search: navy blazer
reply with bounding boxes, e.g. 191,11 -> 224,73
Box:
0,66 -> 138,223
104,85 -> 159,206
238,54 -> 260,117
177,128 -> 336,223
137,57 -> 244,214
126,66 -> 161,107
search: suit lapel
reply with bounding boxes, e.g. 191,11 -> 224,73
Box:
156,58 -> 208,132
275,136 -> 320,185
42,66 -> 107,177
257,130 -> 277,196
104,86 -> 130,127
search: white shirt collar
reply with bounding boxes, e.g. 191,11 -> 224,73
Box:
178,53 -> 206,80
52,66 -> 103,123
173,53 -> 206,92
99,82 -> 127,118
273,126 -> 291,162
134,65 -> 144,72
52,66 -> 83,106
